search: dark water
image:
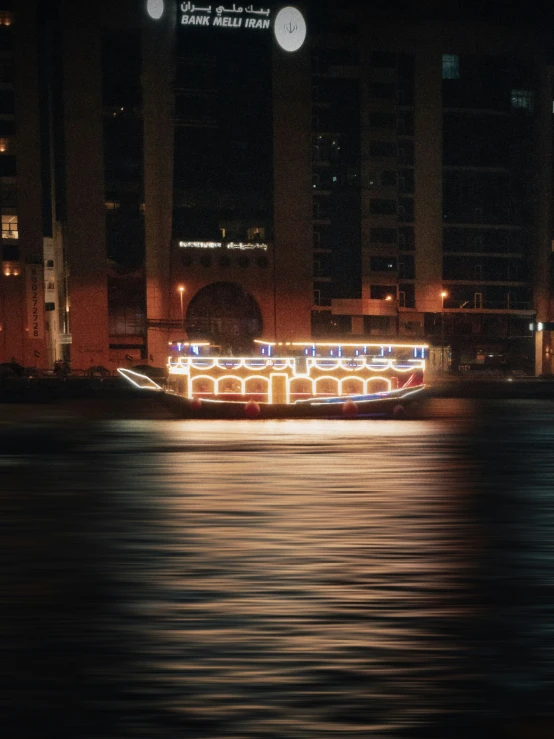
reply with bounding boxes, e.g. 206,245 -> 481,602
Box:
2,400 -> 554,738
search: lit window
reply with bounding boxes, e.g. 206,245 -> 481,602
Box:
1,214 -> 17,239
511,89 -> 533,111
442,54 -> 459,80
247,227 -> 265,241
105,201 -> 120,210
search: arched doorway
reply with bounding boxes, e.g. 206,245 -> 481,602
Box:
186,282 -> 263,352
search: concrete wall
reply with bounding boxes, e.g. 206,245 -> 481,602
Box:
414,45 -> 443,314
272,40 -> 313,341
61,0 -> 109,371
143,5 -> 176,367
170,244 -> 277,345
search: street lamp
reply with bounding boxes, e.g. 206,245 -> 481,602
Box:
385,294 -> 399,335
178,285 -> 185,333
440,290 -> 448,373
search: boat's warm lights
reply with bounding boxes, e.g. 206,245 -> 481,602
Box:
289,341 -> 428,350
168,356 -> 422,373
254,340 -> 428,350
168,341 -> 211,347
117,368 -> 162,390
168,354 -> 424,403
185,373 -> 397,402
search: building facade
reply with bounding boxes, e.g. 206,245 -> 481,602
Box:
2,1 -> 553,375
309,3 -> 553,375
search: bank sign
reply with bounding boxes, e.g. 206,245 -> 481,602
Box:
179,4 -> 307,51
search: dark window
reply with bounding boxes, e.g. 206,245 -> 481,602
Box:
237,256 -> 249,268
370,51 -> 396,68
0,57 -> 13,83
0,120 -> 14,136
381,170 -> 397,186
0,27 -> 13,51
200,254 -> 212,267
370,284 -> 397,299
0,89 -> 13,114
368,111 -> 395,129
398,227 -> 415,250
398,254 -> 415,278
397,110 -> 414,136
45,302 -> 55,312
443,228 -> 525,254
443,170 -> 516,225
398,197 -> 414,222
181,253 -> 193,267
370,228 -> 396,244
369,141 -> 396,158
256,255 -> 269,268
370,256 -> 397,272
398,141 -> 414,165
0,153 -> 14,176
102,31 -> 142,110
370,199 -> 396,215
219,255 -> 231,267
398,169 -> 414,193
399,283 -> 415,308
363,315 -> 393,335
311,310 -> 333,336
2,243 -> 18,261
368,82 -> 396,100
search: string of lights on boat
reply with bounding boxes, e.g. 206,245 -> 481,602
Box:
167,356 -> 425,373
176,373 -> 418,403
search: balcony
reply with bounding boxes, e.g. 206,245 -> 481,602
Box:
332,298 -> 398,317
443,297 -> 532,312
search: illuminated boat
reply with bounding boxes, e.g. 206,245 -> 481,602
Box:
118,339 -> 428,419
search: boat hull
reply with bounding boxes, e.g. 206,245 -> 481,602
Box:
161,386 -> 426,420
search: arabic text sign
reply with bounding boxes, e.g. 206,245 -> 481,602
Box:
180,3 -> 272,29
26,264 -> 44,341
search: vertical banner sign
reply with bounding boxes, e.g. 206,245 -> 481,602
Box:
26,264 -> 44,340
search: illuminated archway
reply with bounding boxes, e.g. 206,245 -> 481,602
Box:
315,376 -> 339,397
186,282 -> 263,351
367,377 -> 391,393
342,377 -> 364,396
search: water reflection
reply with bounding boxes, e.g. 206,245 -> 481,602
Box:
2,403 -> 554,737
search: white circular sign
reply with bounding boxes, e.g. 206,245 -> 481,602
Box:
274,7 -> 307,52
147,0 -> 164,20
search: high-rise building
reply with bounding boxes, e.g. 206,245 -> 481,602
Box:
308,2 -> 553,375
0,2 -> 49,370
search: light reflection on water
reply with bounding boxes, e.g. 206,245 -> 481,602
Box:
3,403 -> 554,737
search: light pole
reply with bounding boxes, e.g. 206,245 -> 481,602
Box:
385,294 -> 399,335
440,290 -> 448,373
178,285 -> 185,334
